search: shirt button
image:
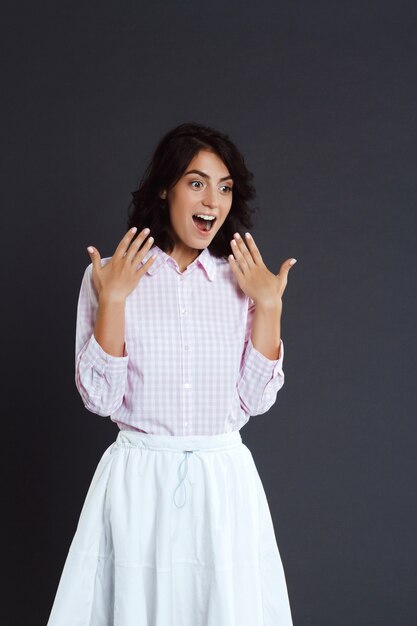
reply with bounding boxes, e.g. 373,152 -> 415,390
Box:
184,383 -> 190,389
184,421 -> 188,426
182,308 -> 187,314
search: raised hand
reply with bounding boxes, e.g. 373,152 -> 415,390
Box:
87,227 -> 156,302
228,232 -> 297,309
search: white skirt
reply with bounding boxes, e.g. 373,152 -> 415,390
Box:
47,429 -> 294,625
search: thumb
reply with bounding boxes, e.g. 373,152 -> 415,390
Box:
87,246 -> 101,270
277,258 -> 297,279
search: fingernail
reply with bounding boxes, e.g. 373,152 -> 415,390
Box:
289,258 -> 297,265
131,227 -> 137,233
245,232 -> 251,238
87,246 -> 94,254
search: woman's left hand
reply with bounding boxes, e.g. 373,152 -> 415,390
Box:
228,232 -> 297,308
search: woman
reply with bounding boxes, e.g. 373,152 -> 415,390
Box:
47,122 -> 296,625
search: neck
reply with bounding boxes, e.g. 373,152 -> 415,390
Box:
166,246 -> 202,273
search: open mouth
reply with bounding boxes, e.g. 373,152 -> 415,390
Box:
192,214 -> 217,233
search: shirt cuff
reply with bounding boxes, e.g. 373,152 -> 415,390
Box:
243,336 -> 284,381
82,332 -> 129,375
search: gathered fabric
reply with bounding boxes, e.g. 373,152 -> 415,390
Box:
47,429 -> 294,626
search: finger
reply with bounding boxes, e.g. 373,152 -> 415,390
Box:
126,228 -> 153,262
129,233 -> 154,263
243,232 -> 263,264
233,232 -> 255,267
136,249 -> 157,275
126,226 -> 154,261
277,258 -> 297,285
87,245 -> 101,272
231,234 -> 252,272
228,253 -> 240,273
282,258 -> 297,275
114,227 -> 147,259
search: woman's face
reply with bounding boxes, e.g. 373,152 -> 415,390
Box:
162,149 -> 234,255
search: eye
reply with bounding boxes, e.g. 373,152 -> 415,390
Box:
190,180 -> 204,189
220,185 -> 233,193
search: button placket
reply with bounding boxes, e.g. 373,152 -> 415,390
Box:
182,308 -> 190,351
178,275 -> 191,434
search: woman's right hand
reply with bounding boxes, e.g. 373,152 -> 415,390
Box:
87,227 -> 156,302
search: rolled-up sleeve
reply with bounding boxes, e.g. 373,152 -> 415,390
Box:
75,263 -> 129,416
236,298 -> 285,416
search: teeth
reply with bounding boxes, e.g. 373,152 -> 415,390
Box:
194,214 -> 216,220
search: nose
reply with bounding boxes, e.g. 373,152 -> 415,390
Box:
202,185 -> 219,209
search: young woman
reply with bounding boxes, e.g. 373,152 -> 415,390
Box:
47,122 -> 296,625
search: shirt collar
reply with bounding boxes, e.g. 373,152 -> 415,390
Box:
142,244 -> 217,281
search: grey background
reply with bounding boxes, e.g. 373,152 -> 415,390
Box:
2,0 -> 416,624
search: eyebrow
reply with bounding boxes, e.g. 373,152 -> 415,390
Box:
184,169 -> 233,182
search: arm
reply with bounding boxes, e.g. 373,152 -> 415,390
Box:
251,297 -> 282,360
236,297 -> 285,417
75,263 -> 129,416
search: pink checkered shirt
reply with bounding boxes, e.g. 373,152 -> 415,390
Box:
75,244 -> 285,435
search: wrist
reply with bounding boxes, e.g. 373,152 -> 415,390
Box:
99,290 -> 126,306
253,296 -> 282,312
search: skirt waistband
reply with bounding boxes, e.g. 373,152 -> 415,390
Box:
115,429 -> 243,509
115,428 -> 242,453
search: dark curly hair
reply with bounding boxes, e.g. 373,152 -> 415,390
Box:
127,122 -> 259,260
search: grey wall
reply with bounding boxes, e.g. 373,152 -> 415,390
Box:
2,1 -> 416,624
